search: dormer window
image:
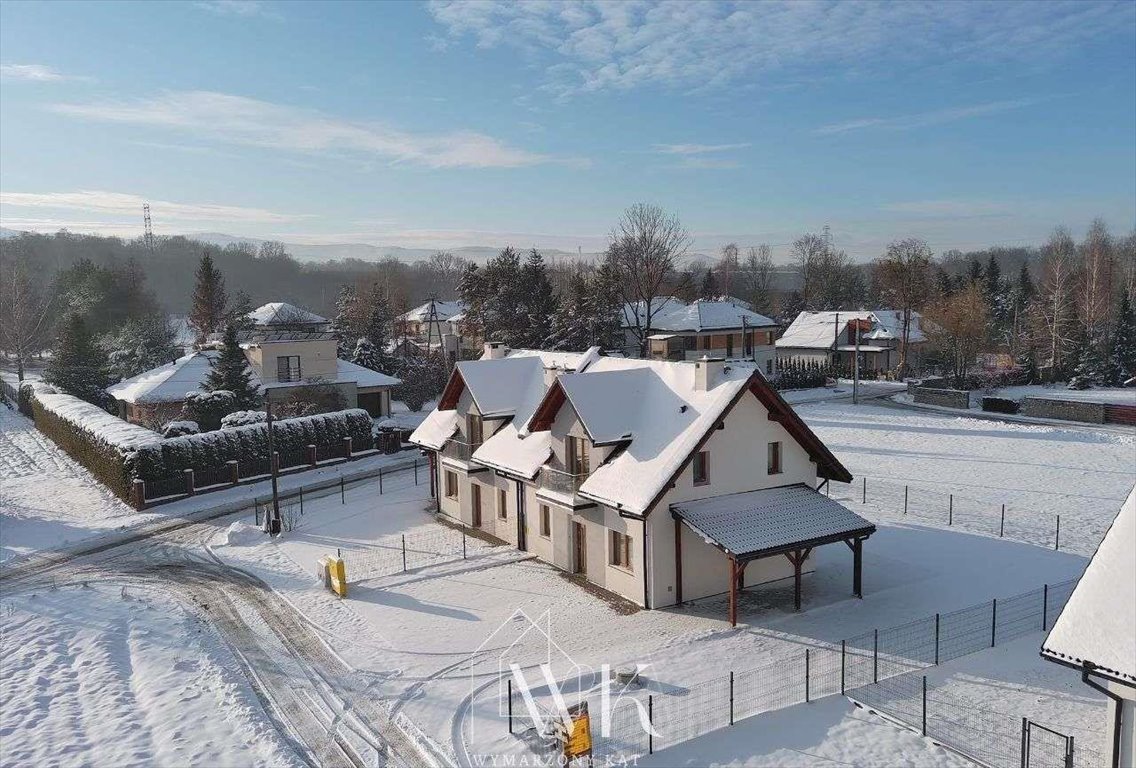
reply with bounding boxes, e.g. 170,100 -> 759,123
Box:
567,435 -> 590,476
467,414 -> 483,447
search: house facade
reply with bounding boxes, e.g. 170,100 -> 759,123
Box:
775,310 -> 928,373
394,299 -> 477,360
109,302 -> 400,426
411,343 -> 871,623
624,298 -> 780,373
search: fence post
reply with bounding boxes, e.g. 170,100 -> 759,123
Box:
307,444 -> 317,466
948,494 -> 953,526
1066,735 -> 1074,768
1000,504 -> 1005,537
462,525 -> 467,559
380,468 -> 385,494
507,679 -> 513,734
934,613 -> 940,665
840,640 -> 845,694
873,629 -> 879,684
184,468 -> 195,496
862,477 -> 866,504
648,695 -> 654,754
805,649 -> 810,703
991,598 -> 998,647
402,534 -> 407,572
342,436 -> 352,459
1021,717 -> 1029,768
904,485 -> 908,515
227,459 -> 239,486
922,676 -> 927,737
299,487 -> 304,516
729,671 -> 735,725
131,479 -> 146,510
340,477 -> 345,504
414,460 -> 419,485
1042,584 -> 1049,630
1054,515 -> 1060,550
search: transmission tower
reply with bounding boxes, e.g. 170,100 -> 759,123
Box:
142,204 -> 155,251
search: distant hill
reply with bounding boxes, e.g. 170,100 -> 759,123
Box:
187,232 -> 600,265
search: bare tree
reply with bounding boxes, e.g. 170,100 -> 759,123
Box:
424,250 -> 469,297
1035,227 -> 1079,375
1077,219 -> 1113,346
606,203 -> 692,355
790,233 -> 827,309
874,238 -> 933,378
925,284 -> 988,385
743,244 -> 775,316
718,242 -> 739,297
0,249 -> 54,380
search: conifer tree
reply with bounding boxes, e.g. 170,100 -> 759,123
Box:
1106,293 -> 1136,384
44,313 -> 113,407
520,249 -> 556,348
204,324 -> 260,408
546,272 -> 591,351
333,285 -> 358,358
700,269 -> 719,300
226,289 -> 255,334
188,253 -> 228,344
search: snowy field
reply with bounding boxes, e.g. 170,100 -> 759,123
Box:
0,582 -> 300,768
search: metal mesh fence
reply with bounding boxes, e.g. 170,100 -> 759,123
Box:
826,477 -> 1108,556
507,577 -> 1080,764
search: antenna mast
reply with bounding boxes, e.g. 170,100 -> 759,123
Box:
142,204 -> 155,252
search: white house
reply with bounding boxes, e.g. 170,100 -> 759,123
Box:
1041,485 -> 1135,768
623,297 -> 780,372
109,302 -> 400,426
776,310 -> 928,373
394,299 -> 475,358
410,343 -> 871,624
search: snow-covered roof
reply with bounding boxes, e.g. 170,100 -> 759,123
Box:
1042,485 -> 1136,685
247,302 -> 327,326
621,297 -> 687,329
496,346 -> 603,371
775,310 -> 926,350
652,301 -> 778,332
108,351 -> 220,404
398,300 -> 465,323
672,484 -> 875,557
409,409 -> 459,450
557,368 -> 653,445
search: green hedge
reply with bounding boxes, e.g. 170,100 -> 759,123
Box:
130,408 -> 374,484
30,396 -> 136,503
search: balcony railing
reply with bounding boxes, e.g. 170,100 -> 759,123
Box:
441,438 -> 479,462
540,466 -> 588,496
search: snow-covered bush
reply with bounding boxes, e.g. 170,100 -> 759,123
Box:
180,389 -> 237,431
161,420 -> 200,438
133,408 -> 373,482
221,410 -> 268,428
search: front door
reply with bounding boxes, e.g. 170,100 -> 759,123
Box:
573,522 -> 587,575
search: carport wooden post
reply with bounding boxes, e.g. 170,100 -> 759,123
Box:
674,517 -> 684,605
728,556 -> 739,627
853,537 -> 863,598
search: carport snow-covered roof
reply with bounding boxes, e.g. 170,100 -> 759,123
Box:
671,484 -> 875,559
1042,484 -> 1136,685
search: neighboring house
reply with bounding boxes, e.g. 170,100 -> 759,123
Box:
109,301 -> 401,425
395,299 -> 475,359
1041,485 -> 1135,768
410,343 -> 872,623
622,297 -> 779,372
775,310 -> 928,373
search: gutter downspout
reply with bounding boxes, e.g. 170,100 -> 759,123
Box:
642,518 -> 650,609
1081,662 -> 1124,768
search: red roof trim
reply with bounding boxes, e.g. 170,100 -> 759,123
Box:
527,380 -> 567,432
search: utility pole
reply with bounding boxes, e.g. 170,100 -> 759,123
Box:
142,204 -> 155,252
853,318 -> 863,404
266,398 -> 281,534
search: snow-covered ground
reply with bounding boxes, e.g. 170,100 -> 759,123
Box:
211,457 -> 1106,766
0,582 -> 301,768
984,384 -> 1136,406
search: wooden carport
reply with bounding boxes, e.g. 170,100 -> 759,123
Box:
672,484 -> 876,626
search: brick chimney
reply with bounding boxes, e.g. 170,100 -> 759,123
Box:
694,356 -> 725,391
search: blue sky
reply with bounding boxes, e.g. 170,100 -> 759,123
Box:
1,0 -> 1134,261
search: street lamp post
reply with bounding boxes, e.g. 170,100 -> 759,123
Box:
266,398 -> 281,534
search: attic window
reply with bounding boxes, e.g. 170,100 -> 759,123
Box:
693,450 -> 710,486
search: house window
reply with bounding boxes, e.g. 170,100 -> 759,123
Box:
693,450 -> 709,485
766,331 -> 775,345
445,470 -> 458,499
567,436 -> 590,476
498,488 -> 508,520
766,358 -> 774,375
745,331 -> 753,356
471,483 -> 482,525
467,414 -> 483,447
725,334 -> 734,358
276,355 -> 301,382
610,530 -> 633,570
701,335 -> 712,351
768,442 -> 782,475
539,504 -> 551,537
683,335 -> 697,351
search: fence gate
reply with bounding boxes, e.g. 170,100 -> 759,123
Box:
1021,718 -> 1073,768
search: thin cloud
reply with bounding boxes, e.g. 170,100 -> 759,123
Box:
880,200 -> 1014,219
653,143 -> 750,155
673,157 -> 741,170
49,90 -> 559,169
0,64 -> 80,82
193,1 -> 280,19
813,98 -> 1047,135
427,1 -> 1133,97
0,190 -> 307,224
